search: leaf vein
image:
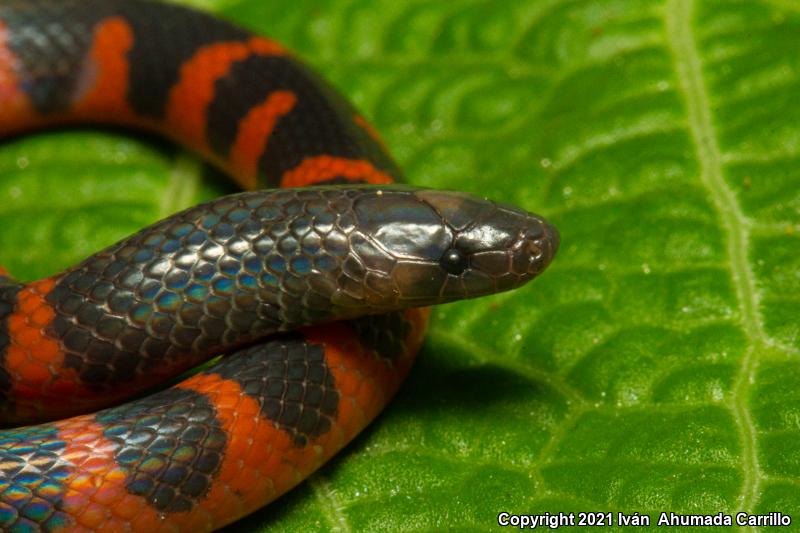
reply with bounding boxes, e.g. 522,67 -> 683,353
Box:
666,0 -> 765,520
309,474 -> 353,533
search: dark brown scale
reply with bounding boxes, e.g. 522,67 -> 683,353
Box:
0,1 -> 108,113
348,313 -> 412,361
96,388 -> 228,513
209,334 -> 340,447
0,285 -> 20,408
42,188 -> 364,394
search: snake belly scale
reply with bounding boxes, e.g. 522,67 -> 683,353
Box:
0,1 -> 559,531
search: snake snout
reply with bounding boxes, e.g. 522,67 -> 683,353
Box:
505,215 -> 559,283
542,220 -> 560,264
519,218 -> 559,277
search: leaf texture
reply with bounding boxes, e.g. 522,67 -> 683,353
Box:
1,0 -> 798,531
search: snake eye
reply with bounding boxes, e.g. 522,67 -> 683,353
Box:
440,248 -> 468,275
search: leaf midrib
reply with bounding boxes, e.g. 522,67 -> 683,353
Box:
160,152 -> 204,219
665,0 -> 764,520
310,475 -> 352,533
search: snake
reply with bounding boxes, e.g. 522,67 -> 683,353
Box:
0,0 -> 559,531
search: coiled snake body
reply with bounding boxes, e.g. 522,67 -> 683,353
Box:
0,1 -> 558,530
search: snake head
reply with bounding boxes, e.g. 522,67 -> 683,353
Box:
349,186 -> 559,306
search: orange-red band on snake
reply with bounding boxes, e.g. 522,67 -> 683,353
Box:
281,155 -> 396,187
0,20 -> 35,131
165,38 -> 287,155
230,90 -> 298,189
72,17 -> 135,120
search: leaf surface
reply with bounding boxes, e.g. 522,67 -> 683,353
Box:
1,0 -> 798,531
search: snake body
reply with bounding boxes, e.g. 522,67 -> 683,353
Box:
0,1 -> 559,530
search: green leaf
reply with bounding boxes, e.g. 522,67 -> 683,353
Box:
2,0 -> 798,531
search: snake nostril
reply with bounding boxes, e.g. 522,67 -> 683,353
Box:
516,219 -> 560,276
527,238 -> 543,260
